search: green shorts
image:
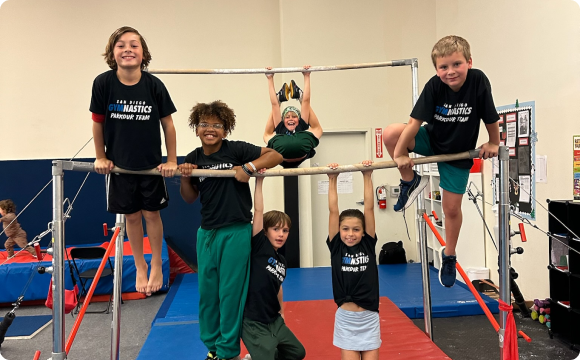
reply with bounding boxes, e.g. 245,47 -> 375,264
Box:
267,131 -> 319,160
412,126 -> 469,194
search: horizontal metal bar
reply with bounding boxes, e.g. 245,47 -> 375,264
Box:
61,149 -> 479,177
148,59 -> 415,75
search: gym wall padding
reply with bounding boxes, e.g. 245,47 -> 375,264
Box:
0,157 -> 201,266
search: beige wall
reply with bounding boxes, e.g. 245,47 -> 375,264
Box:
1,0 -> 578,298
435,0 -> 580,298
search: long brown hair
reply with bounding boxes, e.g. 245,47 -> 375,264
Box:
103,26 -> 152,70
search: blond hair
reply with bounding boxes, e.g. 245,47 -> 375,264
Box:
431,35 -> 471,67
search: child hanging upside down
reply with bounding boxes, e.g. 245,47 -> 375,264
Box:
263,65 -> 323,168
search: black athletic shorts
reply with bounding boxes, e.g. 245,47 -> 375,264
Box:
106,173 -> 169,214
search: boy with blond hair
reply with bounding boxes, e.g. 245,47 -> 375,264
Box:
383,35 -> 500,287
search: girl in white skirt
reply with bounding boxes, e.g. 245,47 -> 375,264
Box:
326,161 -> 381,360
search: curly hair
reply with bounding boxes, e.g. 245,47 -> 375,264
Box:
339,209 -> 365,232
431,35 -> 471,68
0,199 -> 16,214
188,101 -> 237,135
103,26 -> 152,70
263,210 -> 292,231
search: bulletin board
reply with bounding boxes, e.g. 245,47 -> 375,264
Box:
492,101 -> 536,220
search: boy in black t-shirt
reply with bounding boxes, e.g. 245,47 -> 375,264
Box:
178,101 -> 282,360
263,65 -> 323,168
240,176 -> 305,360
326,161 -> 381,357
382,35 -> 500,287
90,26 -> 177,296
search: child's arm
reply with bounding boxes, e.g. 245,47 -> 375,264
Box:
361,160 -> 376,238
234,148 -> 283,183
158,115 -> 178,176
263,68 -> 282,143
479,122 -> 500,159
393,117 -> 423,169
252,176 -> 265,236
92,121 -> 114,174
278,285 -> 284,319
178,163 -> 199,204
300,65 -> 311,124
327,163 -> 340,240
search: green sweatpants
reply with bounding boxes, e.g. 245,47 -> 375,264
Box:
197,222 -> 252,359
241,316 -> 306,360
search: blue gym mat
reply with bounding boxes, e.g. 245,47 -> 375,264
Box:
137,263 -> 499,359
5,315 -> 52,338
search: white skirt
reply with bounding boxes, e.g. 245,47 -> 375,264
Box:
333,307 -> 381,351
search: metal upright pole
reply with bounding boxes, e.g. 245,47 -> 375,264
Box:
51,160 -> 66,360
410,58 -> 433,338
498,146 -> 511,358
110,214 -> 126,360
417,208 -> 433,339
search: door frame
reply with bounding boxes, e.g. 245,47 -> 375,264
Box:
298,128 -> 373,267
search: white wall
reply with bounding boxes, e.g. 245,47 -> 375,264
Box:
1,0 -> 578,298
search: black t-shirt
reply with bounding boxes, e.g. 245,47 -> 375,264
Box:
89,70 -> 177,171
327,233 -> 379,312
410,68 -> 499,169
244,230 -> 287,324
184,140 -> 262,229
275,118 -> 310,135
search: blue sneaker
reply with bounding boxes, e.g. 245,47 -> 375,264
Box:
439,247 -> 457,287
393,171 -> 429,212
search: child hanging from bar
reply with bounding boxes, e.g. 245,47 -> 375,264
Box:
1,199 -> 36,259
263,65 -> 323,168
240,175 -> 306,360
178,101 -> 282,360
90,26 -> 178,296
326,161 -> 381,359
382,35 -> 500,288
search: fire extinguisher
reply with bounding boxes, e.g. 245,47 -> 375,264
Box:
376,185 -> 387,209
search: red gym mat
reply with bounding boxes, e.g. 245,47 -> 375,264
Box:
242,297 -> 450,359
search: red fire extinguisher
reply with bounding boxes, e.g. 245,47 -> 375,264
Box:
376,185 -> 387,209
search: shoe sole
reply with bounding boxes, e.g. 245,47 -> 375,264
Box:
396,176 -> 429,212
438,247 -> 455,287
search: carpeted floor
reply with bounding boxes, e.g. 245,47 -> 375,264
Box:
412,313 -> 579,360
0,293 -> 166,360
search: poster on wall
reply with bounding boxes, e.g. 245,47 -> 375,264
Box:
492,101 -> 536,219
574,135 -> 580,201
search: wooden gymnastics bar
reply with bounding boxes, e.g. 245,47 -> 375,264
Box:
148,59 -> 415,75
62,150 -> 481,177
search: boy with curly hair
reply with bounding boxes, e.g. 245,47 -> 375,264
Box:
1,199 -> 36,258
179,100 -> 282,360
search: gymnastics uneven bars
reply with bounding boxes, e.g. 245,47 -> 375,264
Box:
62,150 -> 481,177
148,59 -> 415,75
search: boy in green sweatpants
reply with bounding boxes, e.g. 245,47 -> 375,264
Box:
179,101 -> 282,360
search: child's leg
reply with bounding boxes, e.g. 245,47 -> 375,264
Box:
442,190 -> 463,256
124,211 -> 148,294
4,238 -> 15,257
12,235 -> 35,256
197,227 -> 220,355
214,223 -> 252,359
383,123 -> 416,181
361,349 -> 379,360
275,318 -> 306,360
241,317 -> 277,359
305,107 -> 322,139
340,350 -> 362,360
142,210 -> 164,295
